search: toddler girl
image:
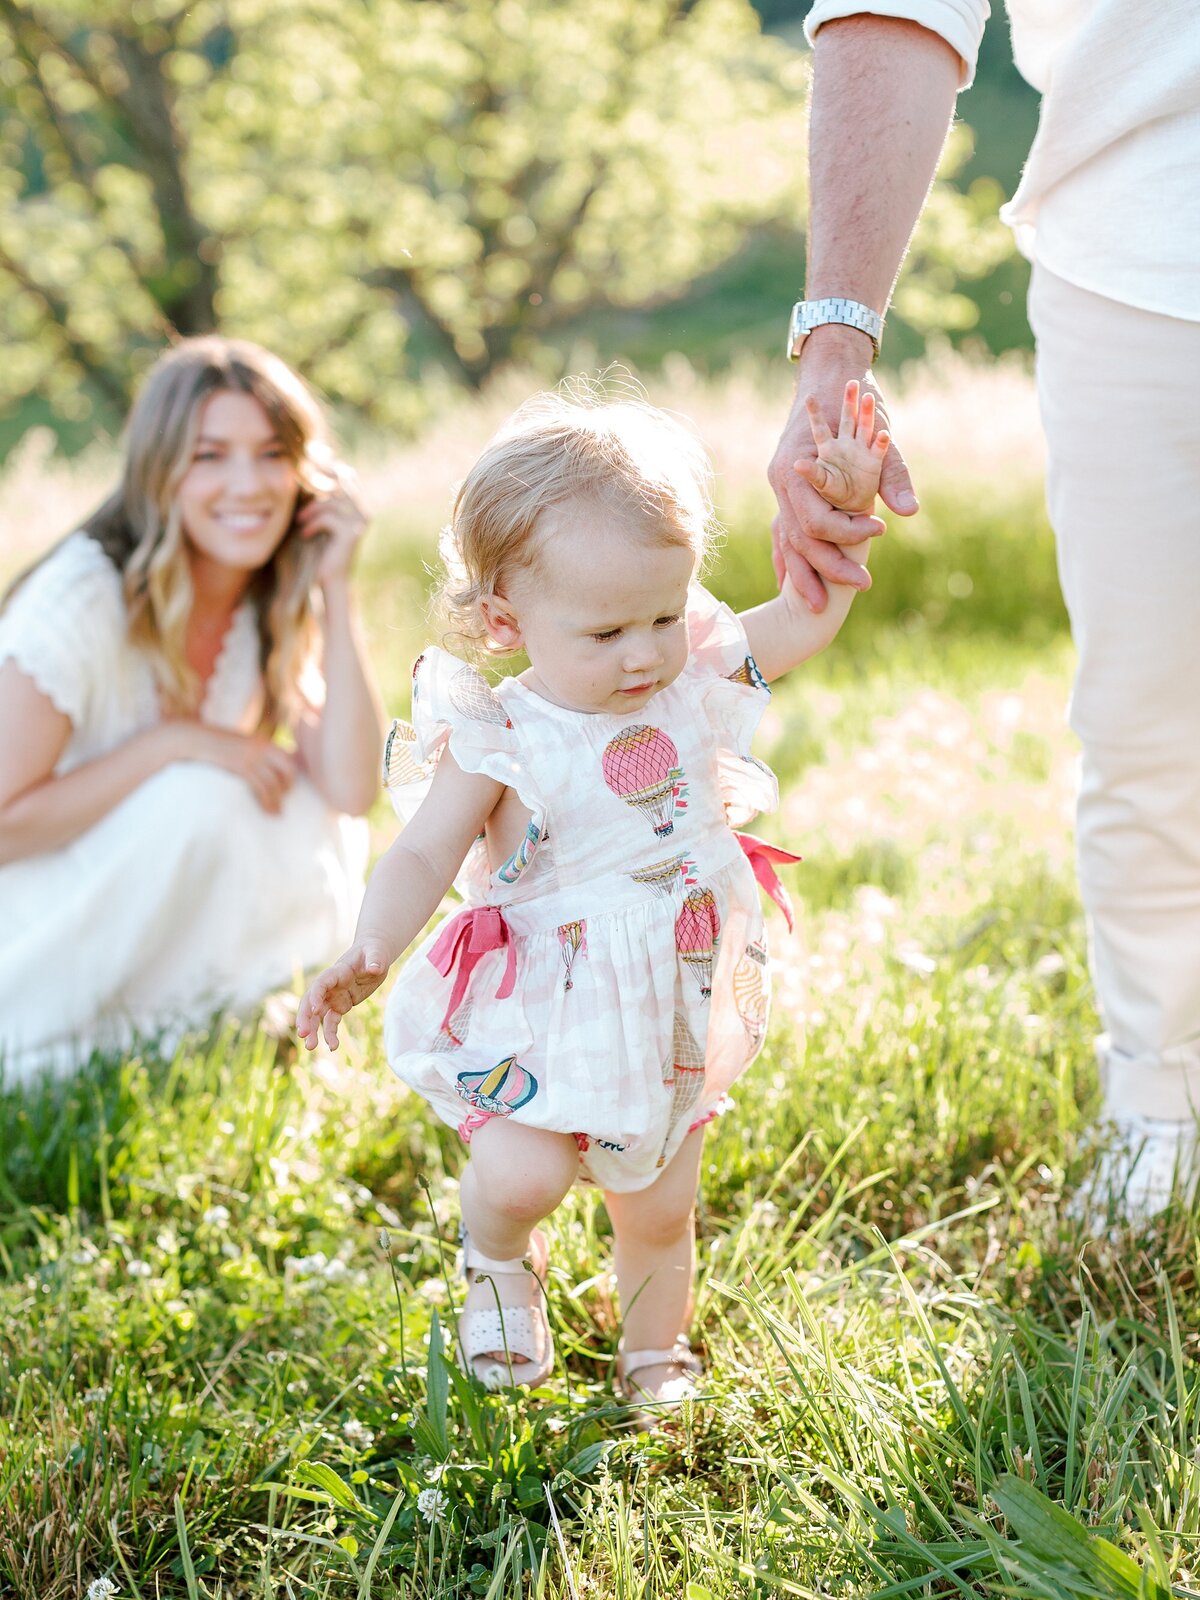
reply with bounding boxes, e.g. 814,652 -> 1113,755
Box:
298,381 -> 887,1413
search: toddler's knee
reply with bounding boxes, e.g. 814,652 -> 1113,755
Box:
616,1195 -> 695,1251
469,1126 -> 578,1224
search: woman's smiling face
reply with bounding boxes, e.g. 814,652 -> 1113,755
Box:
176,390 -> 300,577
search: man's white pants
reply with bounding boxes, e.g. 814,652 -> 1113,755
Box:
1029,264 -> 1200,1122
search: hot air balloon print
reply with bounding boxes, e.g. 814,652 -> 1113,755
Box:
383,718 -> 432,790
456,1055 -> 538,1115
732,940 -> 769,1049
602,725 -> 685,839
557,920 -> 587,991
725,653 -> 768,692
449,664 -> 513,729
675,887 -> 721,998
658,1012 -> 707,1165
628,853 -> 696,899
432,997 -> 473,1052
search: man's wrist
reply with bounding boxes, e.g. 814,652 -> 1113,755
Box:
797,321 -> 877,366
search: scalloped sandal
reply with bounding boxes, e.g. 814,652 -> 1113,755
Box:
615,1336 -> 704,1428
458,1229 -> 554,1391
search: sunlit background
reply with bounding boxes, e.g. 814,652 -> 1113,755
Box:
12,11 -> 1184,1600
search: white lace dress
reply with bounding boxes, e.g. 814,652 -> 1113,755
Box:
382,585 -> 797,1194
0,533 -> 367,1083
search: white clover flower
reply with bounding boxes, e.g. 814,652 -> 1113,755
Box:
342,1419 -> 375,1450
126,1260 -> 152,1279
81,1387 -> 110,1406
417,1486 -> 449,1523
202,1205 -> 230,1230
86,1579 -> 118,1600
284,1252 -> 328,1279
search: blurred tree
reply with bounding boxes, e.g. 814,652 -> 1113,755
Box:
0,0 -> 809,432
0,0 -> 230,424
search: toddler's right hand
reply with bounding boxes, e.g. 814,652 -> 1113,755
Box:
794,380 -> 890,515
297,941 -> 392,1051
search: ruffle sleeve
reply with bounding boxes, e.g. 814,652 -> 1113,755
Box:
0,533 -> 124,729
685,583 -> 777,826
384,647 -> 546,896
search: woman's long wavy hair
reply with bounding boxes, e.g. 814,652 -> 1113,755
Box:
8,336 -> 337,731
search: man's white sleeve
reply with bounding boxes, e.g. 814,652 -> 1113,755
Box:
804,0 -> 990,89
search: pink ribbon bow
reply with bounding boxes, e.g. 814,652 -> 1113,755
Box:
735,831 -> 803,933
428,905 -> 517,1037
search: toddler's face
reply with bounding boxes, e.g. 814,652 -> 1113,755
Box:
489,500 -> 695,716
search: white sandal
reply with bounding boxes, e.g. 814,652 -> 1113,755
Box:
458,1229 -> 554,1390
615,1336 -> 703,1426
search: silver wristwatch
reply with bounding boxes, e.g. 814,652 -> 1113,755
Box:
787,297 -> 884,361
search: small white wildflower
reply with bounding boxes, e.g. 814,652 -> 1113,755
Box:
342,1419 -> 375,1450
86,1579 -> 118,1600
202,1205 -> 230,1230
81,1387 -> 110,1406
417,1486 -> 448,1523
126,1260 -> 152,1279
284,1252 -> 328,1279
321,1258 -> 350,1282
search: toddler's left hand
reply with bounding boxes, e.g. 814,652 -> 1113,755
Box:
794,381 -> 890,515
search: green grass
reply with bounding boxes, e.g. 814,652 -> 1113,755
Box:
6,410 -> 1200,1600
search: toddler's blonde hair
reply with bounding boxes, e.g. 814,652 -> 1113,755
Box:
438,384 -> 715,653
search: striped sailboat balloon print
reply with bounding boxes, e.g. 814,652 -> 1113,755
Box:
455,1055 -> 538,1115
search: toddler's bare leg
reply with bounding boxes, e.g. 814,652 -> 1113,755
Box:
605,1129 -> 705,1390
459,1119 -> 579,1365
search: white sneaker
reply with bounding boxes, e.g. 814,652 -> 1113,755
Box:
1075,1114 -> 1200,1230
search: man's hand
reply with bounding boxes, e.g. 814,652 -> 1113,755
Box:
768,328 -> 919,610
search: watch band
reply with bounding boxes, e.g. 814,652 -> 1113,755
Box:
787,297 -> 884,360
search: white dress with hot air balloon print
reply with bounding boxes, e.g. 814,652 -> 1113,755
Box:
382,585 -> 791,1193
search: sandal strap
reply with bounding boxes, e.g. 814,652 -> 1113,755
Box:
619,1338 -> 702,1380
462,1245 -> 530,1277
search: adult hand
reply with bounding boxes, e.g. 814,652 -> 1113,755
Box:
297,465 -> 369,590
767,327 -> 918,611
297,941 -> 392,1051
170,723 -> 297,814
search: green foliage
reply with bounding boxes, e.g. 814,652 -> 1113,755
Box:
0,0 -> 809,431
0,0 -> 1028,450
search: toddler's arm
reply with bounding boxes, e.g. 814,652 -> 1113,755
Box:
297,752 -> 505,1051
742,381 -> 888,681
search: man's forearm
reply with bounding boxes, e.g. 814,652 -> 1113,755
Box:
806,15 -> 962,317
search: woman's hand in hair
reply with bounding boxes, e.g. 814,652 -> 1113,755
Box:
297,466 -> 369,591
170,724 -> 297,814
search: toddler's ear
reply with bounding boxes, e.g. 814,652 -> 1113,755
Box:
480,591 -> 523,651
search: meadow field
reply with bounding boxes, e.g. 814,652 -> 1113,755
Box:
4,356 -> 1199,1599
